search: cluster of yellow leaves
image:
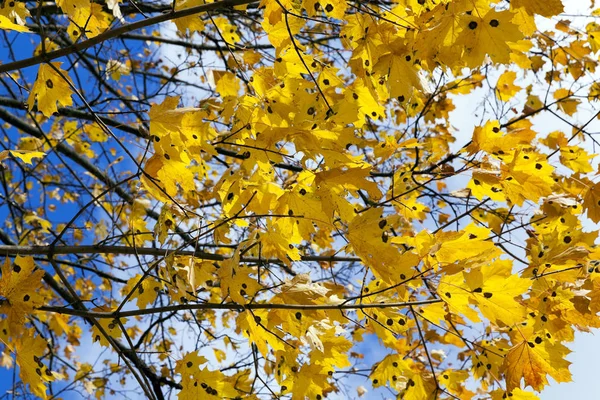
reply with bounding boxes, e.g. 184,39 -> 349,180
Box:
0,258 -> 56,398
5,0 -> 600,398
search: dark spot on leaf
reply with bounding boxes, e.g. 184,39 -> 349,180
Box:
490,19 -> 499,27
325,3 -> 333,12
483,292 -> 493,299
535,163 -> 542,170
468,21 -> 478,30
46,79 -> 54,89
564,236 -> 571,244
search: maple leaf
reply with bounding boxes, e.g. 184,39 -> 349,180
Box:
55,0 -> 111,37
121,274 -> 161,309
212,70 -> 241,97
218,251 -> 262,304
512,0 -> 564,17
12,331 -> 56,400
559,146 -> 594,173
456,8 -> 524,67
28,63 -> 74,117
0,256 -> 45,334
503,326 -> 572,392
141,154 -> 196,202
90,308 -> 127,347
347,208 -> 419,284
0,15 -> 30,32
464,260 -> 531,326
583,182 -> 600,223
176,352 -> 243,399
0,150 -> 45,165
431,224 -> 501,267
495,71 -> 522,102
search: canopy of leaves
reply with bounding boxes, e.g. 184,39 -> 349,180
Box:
0,0 -> 600,399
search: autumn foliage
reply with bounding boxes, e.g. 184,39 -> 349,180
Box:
1,0 -> 600,399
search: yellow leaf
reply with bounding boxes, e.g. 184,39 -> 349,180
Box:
432,224 -> 501,267
559,146 -> 594,173
456,9 -> 524,67
121,274 -> 161,309
0,150 -> 45,165
13,331 -> 56,399
495,71 -> 521,102
173,0 -> 206,33
217,251 -> 261,304
28,63 -> 74,117
503,326 -> 571,392
583,182 -> 600,223
0,15 -> 30,32
347,208 -> 419,284
212,70 -> 241,98
0,256 -> 45,334
511,0 -> 564,17
90,308 -> 126,347
141,154 -> 196,202
554,88 -> 579,116
464,260 -> 531,326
